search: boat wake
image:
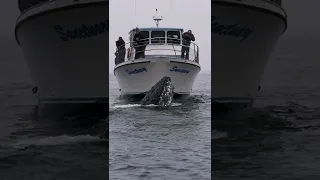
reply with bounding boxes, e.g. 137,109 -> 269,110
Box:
110,103 -> 182,110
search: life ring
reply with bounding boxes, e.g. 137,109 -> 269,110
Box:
127,48 -> 131,58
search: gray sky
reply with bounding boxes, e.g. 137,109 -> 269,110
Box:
1,0 -> 320,72
109,0 -> 211,73
2,0 -> 320,39
281,0 -> 320,39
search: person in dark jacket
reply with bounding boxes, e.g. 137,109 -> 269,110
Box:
133,28 -> 147,59
115,37 -> 126,64
181,30 -> 195,60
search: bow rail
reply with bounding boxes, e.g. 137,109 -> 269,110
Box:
115,37 -> 199,65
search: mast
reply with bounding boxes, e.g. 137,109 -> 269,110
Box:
152,9 -> 163,28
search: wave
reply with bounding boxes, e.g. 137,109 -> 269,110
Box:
109,103 -> 182,109
12,134 -> 105,148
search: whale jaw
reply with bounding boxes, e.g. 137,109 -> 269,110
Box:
141,76 -> 174,107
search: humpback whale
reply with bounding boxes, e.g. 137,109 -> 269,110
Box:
100,77 -> 174,139
140,76 -> 174,107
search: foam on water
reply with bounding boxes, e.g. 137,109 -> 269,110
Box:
110,102 -> 182,109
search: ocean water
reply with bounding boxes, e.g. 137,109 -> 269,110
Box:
0,103 -> 109,179
109,73 -> 211,180
1,38 -> 319,180
212,39 -> 320,179
0,40 -> 108,179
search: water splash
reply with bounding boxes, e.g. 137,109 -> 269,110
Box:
110,103 -> 182,109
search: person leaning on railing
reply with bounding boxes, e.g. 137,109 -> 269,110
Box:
181,30 -> 195,60
115,37 -> 125,65
133,28 -> 147,59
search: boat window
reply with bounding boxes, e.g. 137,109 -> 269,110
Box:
151,31 -> 165,44
167,31 -> 181,44
139,31 -> 150,44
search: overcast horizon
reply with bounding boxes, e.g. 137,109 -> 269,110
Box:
0,0 -> 319,75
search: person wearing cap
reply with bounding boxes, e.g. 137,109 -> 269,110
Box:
181,30 -> 195,60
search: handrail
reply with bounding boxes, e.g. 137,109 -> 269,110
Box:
17,0 -> 108,23
260,0 -> 282,7
117,37 -> 199,52
114,37 -> 200,65
17,0 -> 54,15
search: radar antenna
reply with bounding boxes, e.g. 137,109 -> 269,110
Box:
153,9 -> 163,28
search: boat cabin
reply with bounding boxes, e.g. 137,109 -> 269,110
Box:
128,27 -> 183,46
114,9 -> 199,64
120,27 -> 199,63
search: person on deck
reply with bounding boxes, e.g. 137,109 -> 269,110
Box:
133,28 -> 147,59
181,30 -> 195,60
115,37 -> 125,64
116,36 -> 126,64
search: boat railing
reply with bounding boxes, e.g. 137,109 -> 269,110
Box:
17,0 -> 53,15
260,0 -> 282,7
114,37 -> 199,65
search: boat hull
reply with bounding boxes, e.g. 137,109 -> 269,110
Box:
211,0 -> 287,104
15,0 -> 109,104
114,59 -> 201,96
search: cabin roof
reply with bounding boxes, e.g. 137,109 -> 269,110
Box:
129,27 -> 183,34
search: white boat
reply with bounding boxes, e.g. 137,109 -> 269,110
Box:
15,0 -> 109,104
113,10 -> 201,97
211,0 -> 287,105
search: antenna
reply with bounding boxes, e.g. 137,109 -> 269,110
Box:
153,9 -> 163,28
134,0 -> 136,16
